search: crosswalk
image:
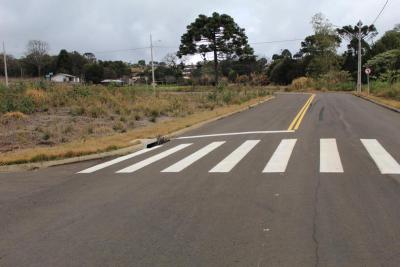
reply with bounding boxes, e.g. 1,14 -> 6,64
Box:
78,139 -> 400,175
263,139 -> 297,173
209,140 -> 259,173
320,139 -> 344,173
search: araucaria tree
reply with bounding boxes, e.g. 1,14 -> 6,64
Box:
178,12 -> 253,85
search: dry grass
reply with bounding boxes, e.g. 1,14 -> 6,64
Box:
1,82 -> 271,153
0,96 -> 271,165
359,93 -> 400,109
290,77 -> 314,91
1,112 -> 28,125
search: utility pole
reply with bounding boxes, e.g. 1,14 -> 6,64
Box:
2,41 -> 8,87
357,20 -> 363,94
150,34 -> 156,93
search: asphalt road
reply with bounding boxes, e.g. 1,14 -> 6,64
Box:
1,93 -> 400,267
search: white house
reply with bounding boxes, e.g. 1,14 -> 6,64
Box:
100,79 -> 124,85
51,73 -> 80,83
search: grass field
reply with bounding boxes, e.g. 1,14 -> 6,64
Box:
0,81 -> 274,165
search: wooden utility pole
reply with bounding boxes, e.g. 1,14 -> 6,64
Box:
3,41 -> 8,87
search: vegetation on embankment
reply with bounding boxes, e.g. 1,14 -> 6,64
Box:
289,73 -> 400,109
0,82 -> 272,165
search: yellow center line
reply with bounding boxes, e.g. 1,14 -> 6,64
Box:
287,94 -> 315,131
294,94 -> 315,130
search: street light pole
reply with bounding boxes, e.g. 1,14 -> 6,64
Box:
357,20 -> 363,94
3,41 -> 8,87
150,34 -> 156,93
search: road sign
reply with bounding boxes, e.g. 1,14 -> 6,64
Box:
365,68 -> 371,95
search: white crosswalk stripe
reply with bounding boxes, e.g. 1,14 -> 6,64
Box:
77,138 -> 400,175
209,140 -> 260,173
361,139 -> 400,174
320,139 -> 344,173
162,141 -> 226,173
116,144 -> 192,173
263,139 -> 297,173
77,145 -> 162,174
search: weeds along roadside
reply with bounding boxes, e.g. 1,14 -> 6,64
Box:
0,81 -> 272,159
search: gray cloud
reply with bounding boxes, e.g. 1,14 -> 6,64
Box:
1,0 -> 398,62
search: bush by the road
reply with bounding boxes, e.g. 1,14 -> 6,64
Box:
370,81 -> 400,100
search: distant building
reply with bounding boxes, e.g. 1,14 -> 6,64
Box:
51,73 -> 80,83
100,79 -> 124,85
182,65 -> 196,80
130,66 -> 147,84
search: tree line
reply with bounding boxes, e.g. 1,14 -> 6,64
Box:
178,12 -> 400,86
0,42 -> 186,84
1,12 -> 399,86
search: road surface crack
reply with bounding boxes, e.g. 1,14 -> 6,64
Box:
312,174 -> 321,267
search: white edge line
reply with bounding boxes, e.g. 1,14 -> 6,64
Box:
176,130 -> 295,140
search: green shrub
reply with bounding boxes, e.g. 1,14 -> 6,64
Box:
88,105 -> 107,118
69,106 -> 86,116
42,132 -> 51,141
150,109 -> 160,118
207,91 -> 218,102
68,85 -> 92,99
112,122 -> 125,132
371,81 -> 400,100
222,90 -> 233,104
18,96 -> 36,114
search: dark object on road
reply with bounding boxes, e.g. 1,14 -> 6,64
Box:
147,136 -> 170,148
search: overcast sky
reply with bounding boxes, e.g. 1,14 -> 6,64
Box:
1,0 -> 398,63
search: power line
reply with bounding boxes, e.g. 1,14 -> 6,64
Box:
155,38 -> 304,49
153,45 -> 177,49
372,0 -> 389,25
93,46 -> 150,54
24,38 -> 304,57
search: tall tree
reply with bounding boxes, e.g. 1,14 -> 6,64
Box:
337,23 -> 377,80
178,12 -> 253,85
365,49 -> 400,82
370,25 -> 400,56
26,40 -> 49,77
69,51 -> 88,76
83,63 -> 104,84
56,49 -> 72,73
83,52 -> 96,63
163,53 -> 183,80
267,50 -> 305,84
300,13 -> 341,76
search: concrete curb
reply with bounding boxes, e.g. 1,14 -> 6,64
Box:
355,94 -> 400,113
0,96 -> 274,173
0,143 -> 146,173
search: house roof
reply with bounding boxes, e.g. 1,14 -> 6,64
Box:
53,73 -> 78,78
101,79 -> 124,83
